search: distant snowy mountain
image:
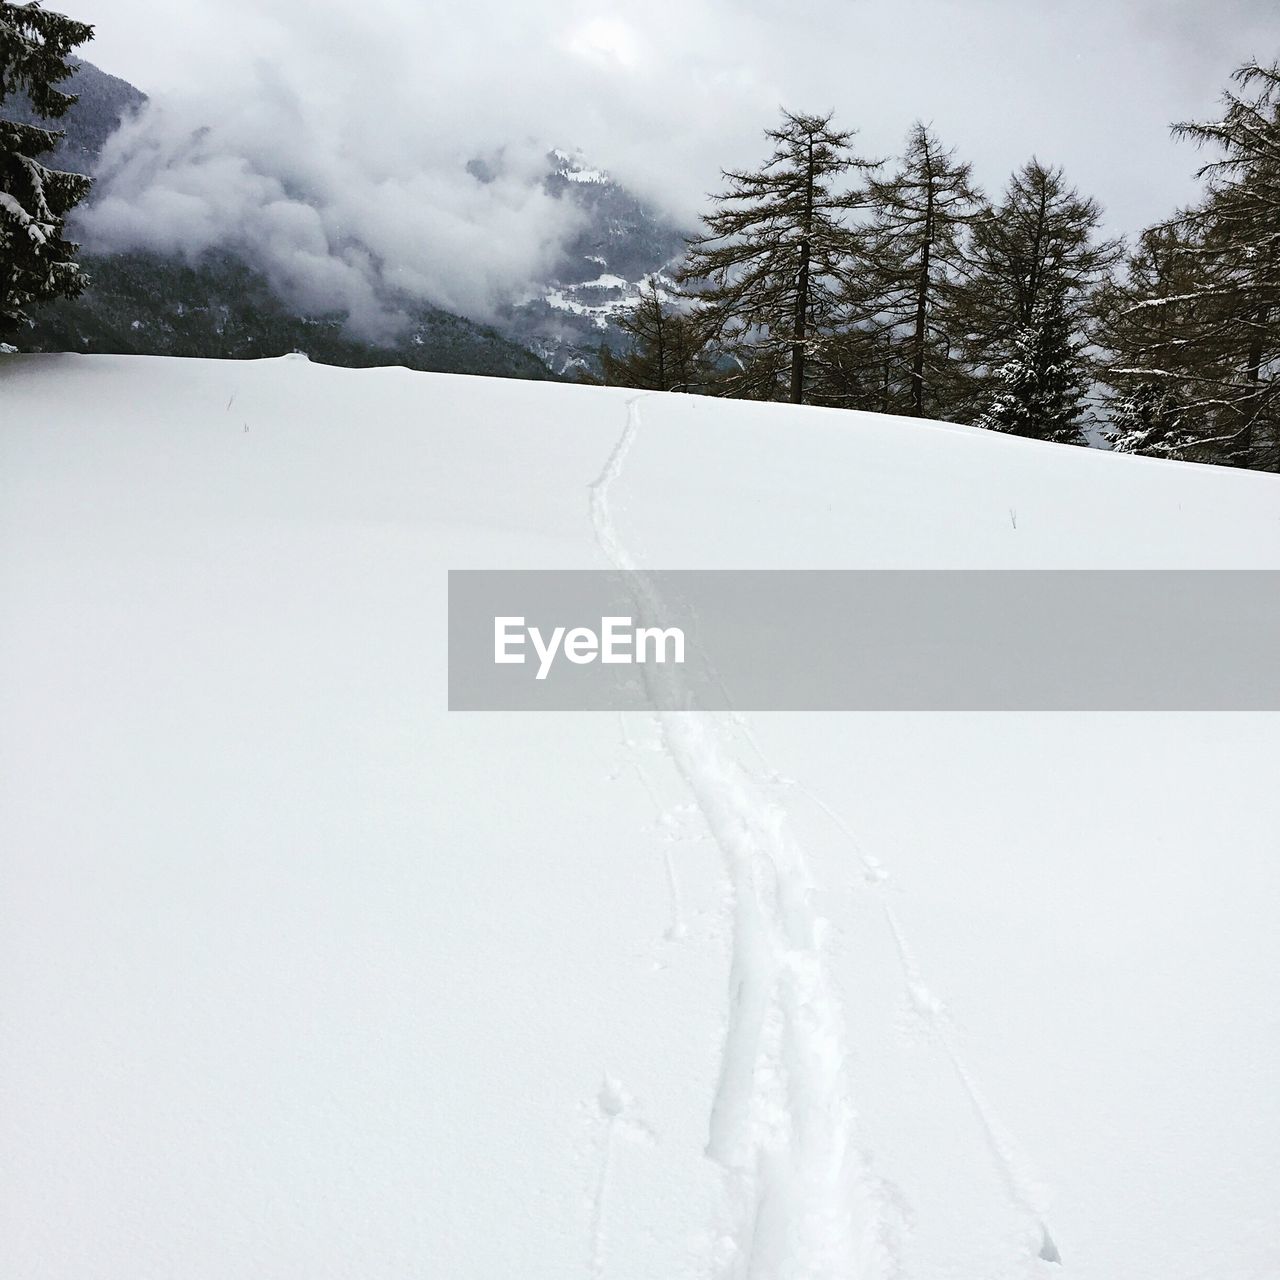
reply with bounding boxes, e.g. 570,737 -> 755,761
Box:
10,60 -> 689,380
498,148 -> 689,376
12,63 -> 553,381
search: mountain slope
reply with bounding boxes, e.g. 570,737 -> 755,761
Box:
3,57 -> 147,177
500,148 -> 689,376
24,250 -> 555,380
2,353 -> 1278,1280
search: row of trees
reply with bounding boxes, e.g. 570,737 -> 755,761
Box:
601,65 -> 1280,474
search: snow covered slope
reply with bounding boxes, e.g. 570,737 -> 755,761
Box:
2,353 -> 1279,1280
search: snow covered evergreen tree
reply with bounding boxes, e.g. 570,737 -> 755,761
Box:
977,281 -> 1088,443
1107,381 -> 1200,457
840,122 -> 982,419
680,110 -> 875,404
954,160 -> 1120,441
0,0 -> 93,341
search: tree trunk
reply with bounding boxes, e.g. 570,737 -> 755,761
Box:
654,302 -> 667,392
790,134 -> 815,405
911,182 -> 935,417
1024,179 -> 1049,324
1244,233 -> 1277,471
1241,316 -> 1280,469
791,240 -> 810,403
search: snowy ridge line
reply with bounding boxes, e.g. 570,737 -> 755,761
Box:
588,396 -> 901,1280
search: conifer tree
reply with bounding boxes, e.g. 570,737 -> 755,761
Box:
1177,62 -> 1280,472
1100,62 -> 1280,472
977,281 -> 1088,442
954,160 -> 1120,441
0,0 -> 94,341
680,110 -> 875,404
845,122 -> 982,419
1107,382 -> 1196,458
808,325 -> 891,411
600,277 -> 708,392
1094,220 -> 1237,462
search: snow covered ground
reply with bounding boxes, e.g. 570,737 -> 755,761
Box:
2,352 -> 1279,1280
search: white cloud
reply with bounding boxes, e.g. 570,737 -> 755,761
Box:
62,0 -> 1280,331
561,17 -> 644,70
80,59 -> 589,333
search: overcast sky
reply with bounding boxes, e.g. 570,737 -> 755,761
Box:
54,0 -> 1280,323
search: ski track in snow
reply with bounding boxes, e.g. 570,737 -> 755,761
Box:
614,712 -> 690,941
589,396 -> 902,1280
590,1101 -> 617,1280
586,394 -> 1061,1277
784,779 -> 1061,1266
589,1075 -> 657,1280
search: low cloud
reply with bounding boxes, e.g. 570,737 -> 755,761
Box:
82,70 -> 590,335
71,0 -> 793,333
